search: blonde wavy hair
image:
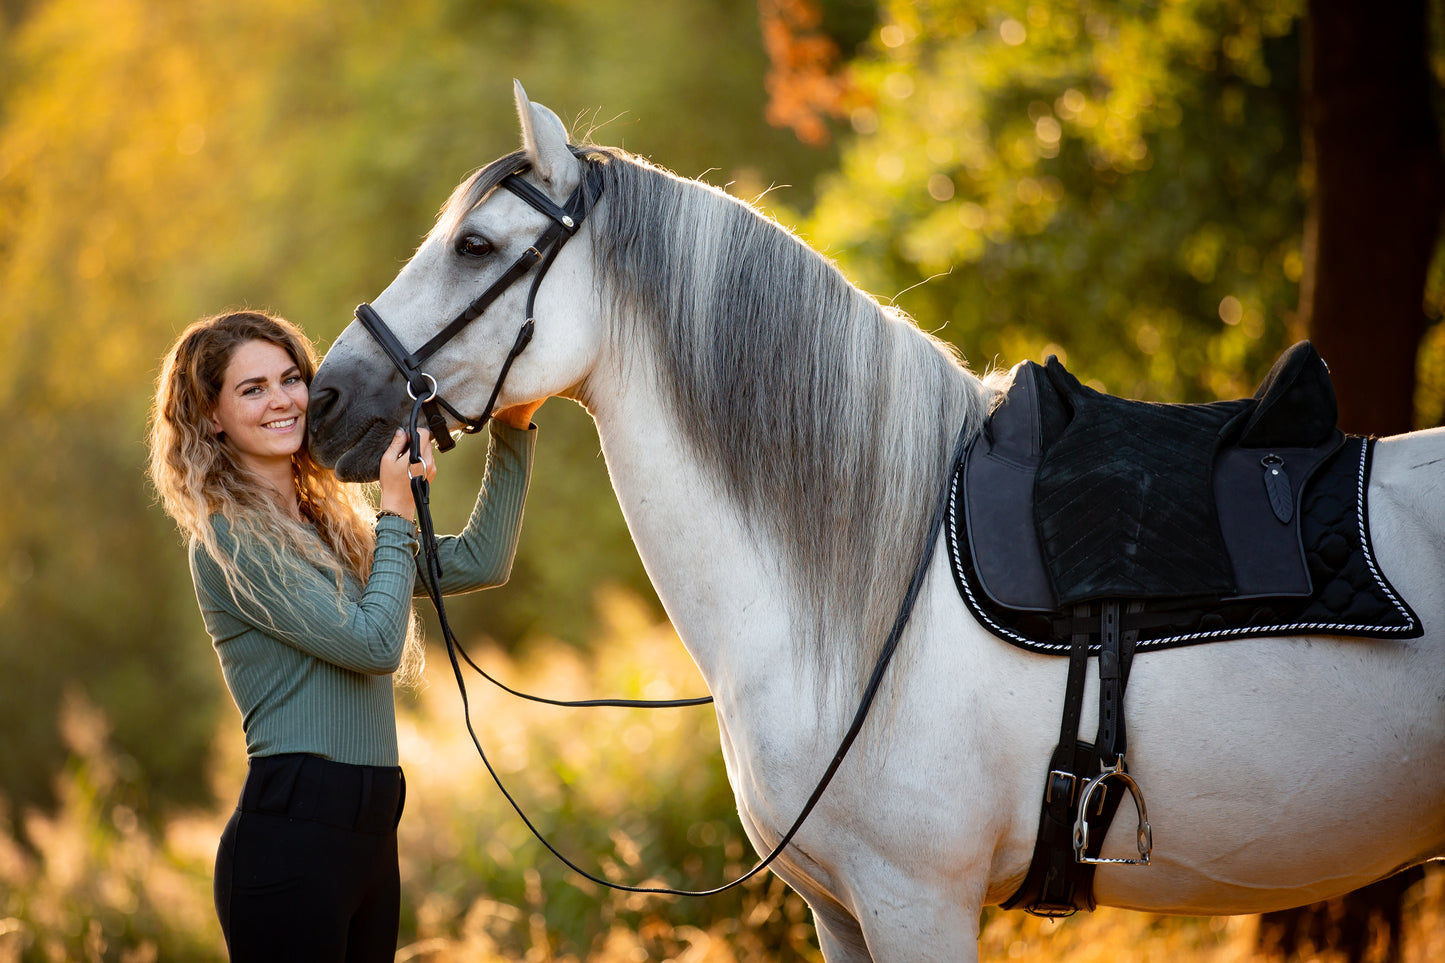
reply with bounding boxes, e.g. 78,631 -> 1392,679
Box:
147,310 -> 422,687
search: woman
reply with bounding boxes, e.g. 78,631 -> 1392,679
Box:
148,310 -> 539,962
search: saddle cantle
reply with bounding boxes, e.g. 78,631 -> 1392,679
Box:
947,341 -> 1421,918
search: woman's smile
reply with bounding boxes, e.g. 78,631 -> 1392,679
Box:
210,339 -> 310,474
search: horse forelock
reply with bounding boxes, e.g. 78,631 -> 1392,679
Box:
430,150 -> 530,243
431,147 -> 612,246
580,150 -> 999,695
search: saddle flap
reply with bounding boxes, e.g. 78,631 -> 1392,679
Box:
963,362 -> 1059,611
1213,433 -> 1344,597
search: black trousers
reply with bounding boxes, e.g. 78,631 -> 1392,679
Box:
214,753 -> 406,963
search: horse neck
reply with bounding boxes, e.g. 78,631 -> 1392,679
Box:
584,373 -> 822,714
578,159 -> 996,715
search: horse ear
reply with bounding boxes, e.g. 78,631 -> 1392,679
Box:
514,79 -> 579,197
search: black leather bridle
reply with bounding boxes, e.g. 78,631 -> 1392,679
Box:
354,165 -> 601,454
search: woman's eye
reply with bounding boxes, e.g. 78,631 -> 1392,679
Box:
455,235 -> 493,258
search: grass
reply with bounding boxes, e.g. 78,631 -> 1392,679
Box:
2,587 -> 1441,961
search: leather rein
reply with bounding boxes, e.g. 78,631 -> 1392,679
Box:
351,161 -> 961,896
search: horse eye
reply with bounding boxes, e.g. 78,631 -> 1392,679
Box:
455,234 -> 493,259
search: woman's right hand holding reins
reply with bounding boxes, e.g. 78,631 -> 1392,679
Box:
377,428 -> 436,520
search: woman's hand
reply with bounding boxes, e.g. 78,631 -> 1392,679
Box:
378,428 -> 436,520
494,398 -> 545,429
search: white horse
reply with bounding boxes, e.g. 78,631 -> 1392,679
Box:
308,84 -> 1445,962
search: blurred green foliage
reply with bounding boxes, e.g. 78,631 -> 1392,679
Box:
804,0 -> 1315,401
0,0 -> 836,814
1,1 -> 1442,926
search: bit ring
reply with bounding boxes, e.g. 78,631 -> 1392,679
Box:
407,373 -> 439,404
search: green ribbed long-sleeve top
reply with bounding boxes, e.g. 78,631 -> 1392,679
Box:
189,422 -> 535,767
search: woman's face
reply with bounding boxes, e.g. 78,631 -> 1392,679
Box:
210,339 -> 309,474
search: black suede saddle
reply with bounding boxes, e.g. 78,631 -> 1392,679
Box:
948,341 -> 1421,918
949,341 -> 1420,653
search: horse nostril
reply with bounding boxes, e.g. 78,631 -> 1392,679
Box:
308,383 -> 340,424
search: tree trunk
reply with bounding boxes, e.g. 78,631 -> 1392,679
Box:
1259,2 -> 1442,959
1296,0 -> 1443,435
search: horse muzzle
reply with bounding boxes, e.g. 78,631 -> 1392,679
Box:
305,374 -> 406,480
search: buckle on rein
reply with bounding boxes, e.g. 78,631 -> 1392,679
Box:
1074,756 -> 1152,866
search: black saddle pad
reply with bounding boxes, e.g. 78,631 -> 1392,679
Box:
947,436 -> 1421,654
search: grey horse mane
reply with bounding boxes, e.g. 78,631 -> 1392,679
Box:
438,147 -> 1001,696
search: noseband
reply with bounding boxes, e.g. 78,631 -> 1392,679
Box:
354,164 -> 601,453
